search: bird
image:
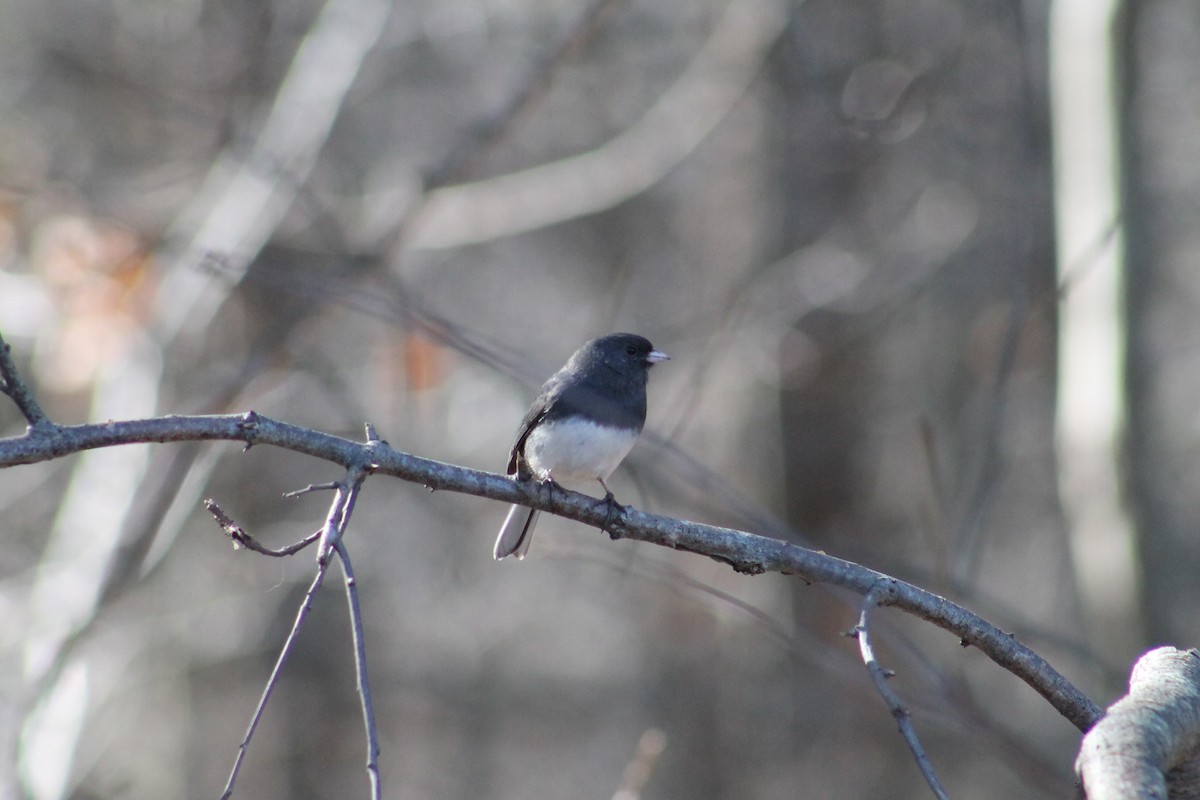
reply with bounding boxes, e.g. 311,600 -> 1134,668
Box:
493,333 -> 669,560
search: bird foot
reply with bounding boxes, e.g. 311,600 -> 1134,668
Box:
538,475 -> 563,505
595,490 -> 624,539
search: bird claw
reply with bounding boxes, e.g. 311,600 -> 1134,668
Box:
595,491 -> 624,539
539,476 -> 562,499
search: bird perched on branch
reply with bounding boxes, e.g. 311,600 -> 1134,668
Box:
493,333 -> 669,560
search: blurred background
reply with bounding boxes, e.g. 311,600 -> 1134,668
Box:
0,0 -> 1197,797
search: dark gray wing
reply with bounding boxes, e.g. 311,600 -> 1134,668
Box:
505,370 -> 571,477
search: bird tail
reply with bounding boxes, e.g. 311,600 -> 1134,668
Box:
494,505 -> 539,560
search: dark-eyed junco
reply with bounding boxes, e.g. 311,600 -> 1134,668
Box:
493,333 -> 669,560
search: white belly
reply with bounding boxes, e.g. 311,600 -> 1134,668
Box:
524,418 -> 639,483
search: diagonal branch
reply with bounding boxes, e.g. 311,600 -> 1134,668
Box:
220,555 -> 333,800
854,584 -> 950,800
406,0 -> 789,249
156,0 -> 393,339
0,410 -> 1104,732
0,338 -> 51,429
336,540 -> 382,800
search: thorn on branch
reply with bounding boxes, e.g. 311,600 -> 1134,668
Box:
237,410 -> 261,450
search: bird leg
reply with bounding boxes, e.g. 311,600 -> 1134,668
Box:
595,477 -> 623,537
539,472 -> 562,507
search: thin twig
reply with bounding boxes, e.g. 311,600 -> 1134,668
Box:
283,482 -> 340,498
854,584 -> 950,800
0,333 -> 51,428
204,499 -> 321,556
317,463 -> 371,564
220,558 -> 333,799
336,541 -> 381,800
220,466 -> 368,798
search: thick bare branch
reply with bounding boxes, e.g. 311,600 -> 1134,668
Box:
1076,647 -> 1200,799
0,412 -> 1103,731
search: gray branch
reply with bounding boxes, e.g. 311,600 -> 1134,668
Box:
0,338 -> 50,429
856,585 -> 951,800
1077,647 -> 1200,799
0,411 -> 1103,733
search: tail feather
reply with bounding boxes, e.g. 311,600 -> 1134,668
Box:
494,505 -> 539,560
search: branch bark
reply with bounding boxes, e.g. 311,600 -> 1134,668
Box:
0,411 -> 1104,732
1076,647 -> 1200,799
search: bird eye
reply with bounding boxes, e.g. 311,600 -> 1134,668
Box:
626,345 -> 637,355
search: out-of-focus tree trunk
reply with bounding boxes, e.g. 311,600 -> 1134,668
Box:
772,1 -> 1079,793
1117,0 -> 1200,647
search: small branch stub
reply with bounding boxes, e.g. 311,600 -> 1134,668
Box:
205,499 -> 320,557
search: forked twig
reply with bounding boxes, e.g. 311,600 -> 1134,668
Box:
853,583 -> 950,800
219,460 -> 373,798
